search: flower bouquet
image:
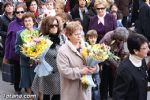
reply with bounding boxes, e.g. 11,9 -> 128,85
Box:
21,36 -> 53,77
81,44 -> 119,89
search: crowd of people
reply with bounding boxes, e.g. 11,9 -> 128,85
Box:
0,0 -> 150,100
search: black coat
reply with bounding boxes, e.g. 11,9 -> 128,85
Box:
82,8 -> 96,33
0,14 -> 14,37
113,58 -> 148,100
136,2 -> 150,41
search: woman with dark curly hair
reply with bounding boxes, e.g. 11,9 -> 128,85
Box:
32,16 -> 65,100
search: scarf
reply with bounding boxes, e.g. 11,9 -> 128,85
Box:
49,33 -> 60,49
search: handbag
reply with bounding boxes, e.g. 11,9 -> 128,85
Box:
2,63 -> 14,83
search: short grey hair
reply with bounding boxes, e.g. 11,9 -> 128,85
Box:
112,27 -> 129,41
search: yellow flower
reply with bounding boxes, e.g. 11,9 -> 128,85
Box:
81,47 -> 89,58
21,36 -> 53,59
81,75 -> 89,89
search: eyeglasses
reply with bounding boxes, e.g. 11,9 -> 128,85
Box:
16,11 -> 24,14
96,8 -> 105,10
49,24 -> 59,28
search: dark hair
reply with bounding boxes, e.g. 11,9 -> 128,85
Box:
40,16 -> 61,35
76,0 -> 87,7
26,0 -> 38,11
22,12 -> 36,24
3,1 -> 13,12
109,3 -> 118,12
142,0 -> 146,2
127,33 -> 148,54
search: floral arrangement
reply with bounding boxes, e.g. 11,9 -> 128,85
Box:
21,36 -> 54,77
21,36 -> 52,59
80,43 -> 119,89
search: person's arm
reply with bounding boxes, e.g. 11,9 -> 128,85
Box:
0,16 -> 7,37
57,49 -> 89,80
15,31 -> 22,55
113,65 -> 132,100
4,22 -> 13,59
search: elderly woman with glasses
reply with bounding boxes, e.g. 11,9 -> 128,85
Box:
88,0 -> 117,42
15,12 -> 39,96
32,16 -> 65,100
57,21 -> 99,100
3,3 -> 26,94
113,33 -> 150,100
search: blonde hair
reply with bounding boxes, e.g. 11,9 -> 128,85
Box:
65,21 -> 83,36
94,0 -> 111,9
55,1 -> 65,10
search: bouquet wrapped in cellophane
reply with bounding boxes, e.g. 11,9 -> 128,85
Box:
81,43 -> 119,89
21,36 -> 53,77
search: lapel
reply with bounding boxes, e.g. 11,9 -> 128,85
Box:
66,41 -> 83,59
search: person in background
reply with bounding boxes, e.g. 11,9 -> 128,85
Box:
55,1 -> 65,15
0,1 -> 14,56
82,0 -> 96,33
109,3 -> 118,12
56,12 -> 72,30
109,4 -> 123,27
136,0 -> 150,41
26,0 -> 39,26
57,21 -> 99,100
32,16 -> 65,100
86,29 -> 100,100
3,2 -> 26,94
113,33 -> 149,100
56,12 -> 72,43
46,0 -> 56,16
88,0 -> 116,42
99,27 -> 129,100
115,0 -> 130,27
70,0 -> 89,24
15,12 -> 39,96
38,0 -> 48,17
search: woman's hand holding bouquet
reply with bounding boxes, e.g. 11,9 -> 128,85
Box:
21,36 -> 53,77
80,44 -> 119,89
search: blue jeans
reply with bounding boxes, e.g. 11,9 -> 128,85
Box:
92,72 -> 101,100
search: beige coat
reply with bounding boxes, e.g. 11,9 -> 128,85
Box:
57,41 -> 98,100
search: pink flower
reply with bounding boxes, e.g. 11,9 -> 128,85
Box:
33,37 -> 41,43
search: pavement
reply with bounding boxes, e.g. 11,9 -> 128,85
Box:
0,65 -> 150,100
0,70 -> 37,100
0,69 -> 150,100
